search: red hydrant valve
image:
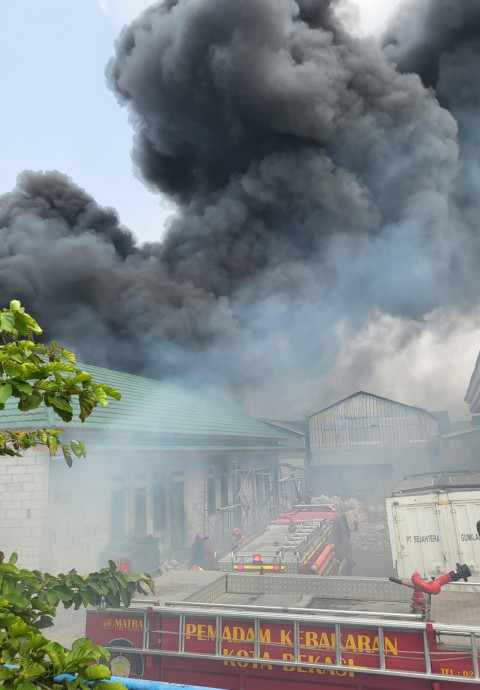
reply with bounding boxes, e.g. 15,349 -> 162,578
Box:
390,563 -> 471,614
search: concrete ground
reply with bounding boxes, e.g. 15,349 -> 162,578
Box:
352,547 -> 395,578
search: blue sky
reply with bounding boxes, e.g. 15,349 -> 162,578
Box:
0,0 -> 399,245
0,0 -> 174,244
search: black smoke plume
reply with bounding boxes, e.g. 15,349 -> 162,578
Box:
384,0 -> 480,89
384,0 -> 480,286
1,0 -> 479,416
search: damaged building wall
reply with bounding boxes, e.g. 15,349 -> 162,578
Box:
202,453 -> 289,550
45,448 -> 294,573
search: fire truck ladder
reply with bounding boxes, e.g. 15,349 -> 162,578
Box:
279,519 -> 333,565
131,603 -> 480,685
224,520 -> 335,574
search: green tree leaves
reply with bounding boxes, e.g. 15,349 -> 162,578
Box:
0,300 -> 121,464
0,555 -> 154,690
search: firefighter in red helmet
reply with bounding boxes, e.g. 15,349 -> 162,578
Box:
231,526 -> 248,551
189,532 -> 217,570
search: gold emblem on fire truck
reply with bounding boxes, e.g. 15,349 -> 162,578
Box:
110,654 -> 131,677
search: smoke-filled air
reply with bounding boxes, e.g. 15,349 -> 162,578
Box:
1,0 -> 480,418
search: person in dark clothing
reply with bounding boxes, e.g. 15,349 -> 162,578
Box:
189,532 -> 217,570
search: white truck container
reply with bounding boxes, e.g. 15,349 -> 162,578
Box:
385,471 -> 480,582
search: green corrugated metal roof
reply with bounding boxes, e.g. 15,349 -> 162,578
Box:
0,363 -> 285,442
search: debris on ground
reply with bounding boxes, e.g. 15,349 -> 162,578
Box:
313,494 -> 390,551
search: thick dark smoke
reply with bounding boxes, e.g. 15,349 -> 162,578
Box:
108,0 -> 456,297
384,0 -> 480,305
0,171 -> 136,259
384,0 -> 480,89
0,170 -> 240,380
1,0 -> 479,417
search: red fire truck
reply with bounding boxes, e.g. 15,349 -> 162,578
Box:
217,504 -> 354,575
86,565 -> 480,689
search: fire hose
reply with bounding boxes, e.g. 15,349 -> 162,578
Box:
309,543 -> 335,575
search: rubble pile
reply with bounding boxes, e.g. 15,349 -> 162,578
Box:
313,495 -> 391,553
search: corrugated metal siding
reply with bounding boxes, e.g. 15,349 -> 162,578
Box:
308,392 -> 439,452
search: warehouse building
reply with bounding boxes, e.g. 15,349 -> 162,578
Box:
307,391 -> 441,502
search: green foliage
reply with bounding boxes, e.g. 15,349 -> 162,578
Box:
0,301 -> 120,465
0,551 -> 154,689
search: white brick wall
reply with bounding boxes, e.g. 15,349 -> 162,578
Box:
0,449 -> 111,574
0,449 -> 50,569
44,454 -> 113,574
